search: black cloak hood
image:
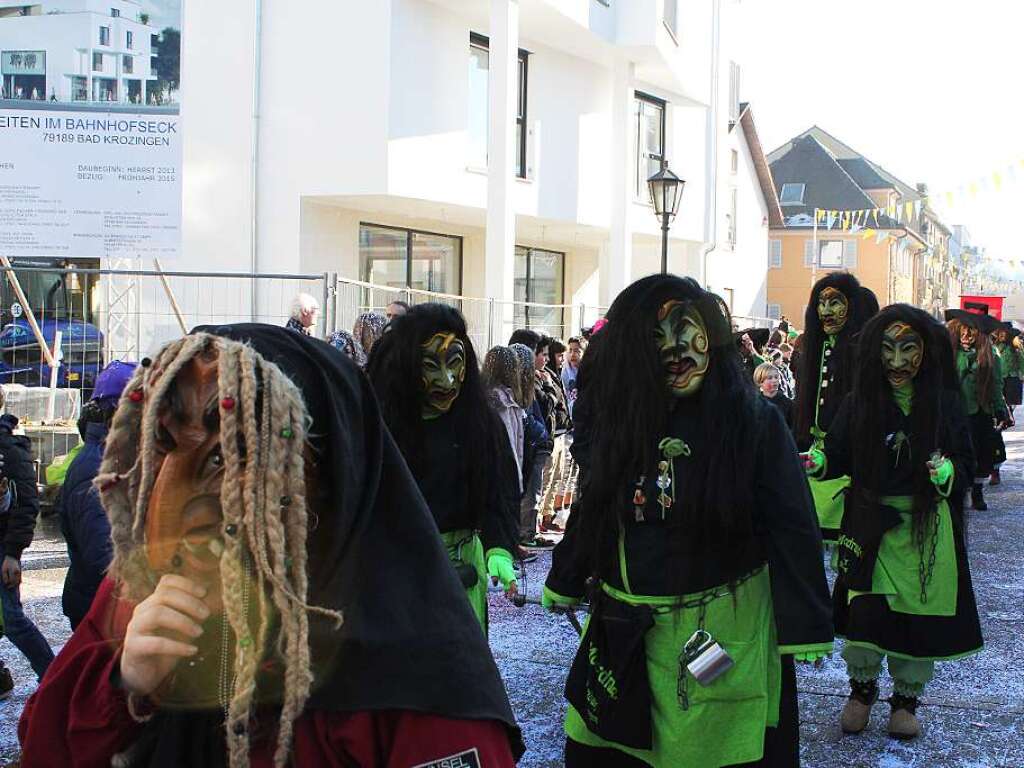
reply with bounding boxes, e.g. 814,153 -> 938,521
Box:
139,324 -> 524,762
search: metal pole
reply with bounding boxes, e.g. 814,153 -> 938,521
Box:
663,210 -> 671,274
320,272 -> 330,340
812,208 -> 819,289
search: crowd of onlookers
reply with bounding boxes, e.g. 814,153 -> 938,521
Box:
739,317 -> 802,430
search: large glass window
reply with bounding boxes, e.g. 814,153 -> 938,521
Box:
99,26 -> 111,46
127,30 -> 134,49
359,223 -> 462,295
514,246 -> 565,335
635,92 -> 665,198
468,33 -> 528,178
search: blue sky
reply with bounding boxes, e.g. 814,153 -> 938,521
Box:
139,0 -> 180,31
742,0 -> 1024,270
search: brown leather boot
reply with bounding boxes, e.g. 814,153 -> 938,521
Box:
840,679 -> 878,734
990,469 -> 1001,486
888,693 -> 921,740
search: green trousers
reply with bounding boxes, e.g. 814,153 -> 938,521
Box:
843,644 -> 934,696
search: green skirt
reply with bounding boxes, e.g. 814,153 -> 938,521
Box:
810,475 -> 849,540
565,568 -> 781,768
441,529 -> 487,634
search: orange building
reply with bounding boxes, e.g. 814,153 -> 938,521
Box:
764,128 -> 929,325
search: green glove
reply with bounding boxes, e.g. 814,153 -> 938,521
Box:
541,585 -> 580,612
794,651 -> 829,664
485,548 -> 517,591
928,456 -> 954,488
801,447 -> 825,476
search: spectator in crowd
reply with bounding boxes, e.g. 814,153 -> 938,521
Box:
538,340 -> 571,531
354,312 -> 388,357
737,328 -> 769,380
754,361 -> 793,429
509,336 -> 554,550
386,300 -> 410,321
559,337 -> 585,510
286,293 -> 320,336
772,344 -> 797,400
482,346 -> 526,492
0,386 -> 54,695
328,329 -> 367,367
59,361 -> 137,630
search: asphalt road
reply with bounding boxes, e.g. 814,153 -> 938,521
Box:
0,429 -> 1022,767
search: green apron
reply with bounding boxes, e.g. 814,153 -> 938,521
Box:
847,495 -> 957,619
810,474 -> 849,534
565,561 -> 781,767
440,529 -> 487,634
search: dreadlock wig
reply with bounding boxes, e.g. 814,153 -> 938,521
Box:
482,345 -> 523,408
851,305 -> 951,536
99,332 -> 343,768
573,274 -> 761,581
794,272 -> 876,445
947,319 -> 997,408
366,303 -> 499,513
92,325 -> 522,766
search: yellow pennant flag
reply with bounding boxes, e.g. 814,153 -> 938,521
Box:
905,201 -> 914,221
994,172 -> 1003,191
862,227 -> 876,240
816,209 -> 825,221
945,191 -> 955,207
969,182 -> 979,198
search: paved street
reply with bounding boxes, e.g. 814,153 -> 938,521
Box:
0,430 -> 1022,766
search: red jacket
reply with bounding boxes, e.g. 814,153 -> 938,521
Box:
19,579 -> 516,767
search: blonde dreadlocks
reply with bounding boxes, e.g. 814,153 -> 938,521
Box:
97,333 -> 343,768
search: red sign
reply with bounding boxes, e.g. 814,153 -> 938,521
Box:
961,295 -> 1004,320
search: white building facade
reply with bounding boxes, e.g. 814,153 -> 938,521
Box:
167,0 -> 773,337
0,0 -> 157,105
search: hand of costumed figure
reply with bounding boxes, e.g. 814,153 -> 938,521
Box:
486,548 -> 519,598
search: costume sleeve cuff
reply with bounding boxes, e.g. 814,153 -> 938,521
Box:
778,641 -> 834,657
542,585 -> 581,609
484,548 -> 514,565
936,468 -> 955,498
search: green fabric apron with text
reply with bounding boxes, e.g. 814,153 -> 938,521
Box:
565,563 -> 781,767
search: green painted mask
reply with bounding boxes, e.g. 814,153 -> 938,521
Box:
420,332 -> 467,419
881,321 -> 923,388
654,299 -> 710,398
817,287 -> 849,335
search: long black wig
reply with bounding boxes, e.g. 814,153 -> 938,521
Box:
794,272 -> 876,444
851,304 -> 954,535
574,274 -> 763,579
366,303 -> 504,513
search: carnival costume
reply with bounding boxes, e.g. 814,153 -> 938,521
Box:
945,309 -> 1010,511
367,304 -> 521,632
545,275 -> 833,767
19,324 -> 522,767
807,305 -> 983,740
990,324 -> 1022,485
794,274 -> 877,541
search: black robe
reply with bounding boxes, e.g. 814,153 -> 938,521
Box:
549,396 -> 832,767
825,392 -> 983,660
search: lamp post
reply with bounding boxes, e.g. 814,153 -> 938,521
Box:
648,162 -> 684,274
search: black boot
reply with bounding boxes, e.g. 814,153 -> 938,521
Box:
888,693 -> 921,739
971,483 -> 987,511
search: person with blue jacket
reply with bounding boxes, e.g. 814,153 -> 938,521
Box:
59,361 -> 137,629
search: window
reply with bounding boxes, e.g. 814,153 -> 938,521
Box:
769,239 -> 783,268
92,52 -> 103,71
818,240 -> 844,268
122,54 -> 133,73
359,223 -> 462,295
767,303 -> 782,320
71,76 -> 87,101
635,92 -> 665,198
664,0 -> 678,38
127,30 -> 133,49
728,188 -> 738,246
730,149 -> 739,174
515,247 -> 565,335
779,183 -> 805,205
99,26 -> 111,46
467,33 -> 529,179
110,7 -> 120,17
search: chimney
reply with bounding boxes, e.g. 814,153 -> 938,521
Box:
916,183 -> 928,195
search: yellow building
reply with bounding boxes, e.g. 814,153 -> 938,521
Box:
764,128 -> 929,324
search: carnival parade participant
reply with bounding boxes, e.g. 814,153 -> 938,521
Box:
18,325 -> 522,767
805,305 -> 983,740
367,304 -> 521,631
794,273 -> 877,540
544,274 -> 833,767
945,309 -> 1010,510
989,323 -> 1022,485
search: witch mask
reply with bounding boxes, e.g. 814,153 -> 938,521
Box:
881,321 -> 923,388
421,332 -> 467,419
817,287 -> 849,335
960,324 -> 978,351
655,300 -> 710,398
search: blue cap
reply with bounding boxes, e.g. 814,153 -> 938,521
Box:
92,360 -> 138,402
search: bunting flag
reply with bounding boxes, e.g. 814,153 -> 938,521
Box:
876,230 -> 889,244
861,227 -> 876,240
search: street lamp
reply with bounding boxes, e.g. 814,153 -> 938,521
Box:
648,162 -> 685,274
